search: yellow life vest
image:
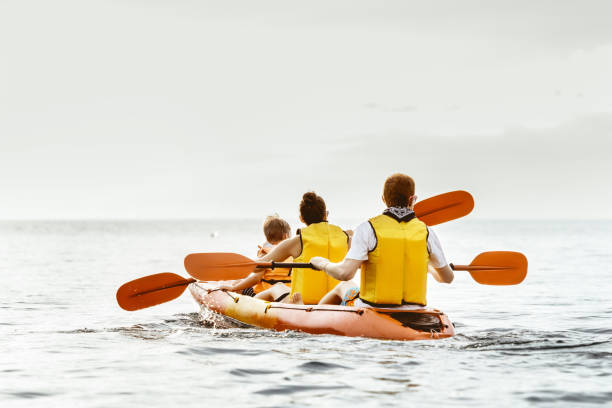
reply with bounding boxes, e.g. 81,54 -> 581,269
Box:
252,244 -> 292,294
360,214 -> 429,306
292,222 -> 349,304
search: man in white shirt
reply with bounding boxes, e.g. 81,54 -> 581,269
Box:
311,173 -> 454,308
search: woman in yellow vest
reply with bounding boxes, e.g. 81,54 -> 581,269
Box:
311,174 -> 454,308
255,192 -> 351,304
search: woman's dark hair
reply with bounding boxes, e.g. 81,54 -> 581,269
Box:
299,192 -> 326,225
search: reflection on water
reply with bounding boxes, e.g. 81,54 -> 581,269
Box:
1,220 -> 612,406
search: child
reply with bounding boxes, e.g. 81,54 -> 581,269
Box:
219,215 -> 293,302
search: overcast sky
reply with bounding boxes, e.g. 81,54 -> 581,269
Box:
1,0 -> 611,220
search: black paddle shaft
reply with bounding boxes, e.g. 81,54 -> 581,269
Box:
255,262 -> 317,270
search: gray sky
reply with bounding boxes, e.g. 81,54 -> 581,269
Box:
1,0 -> 611,219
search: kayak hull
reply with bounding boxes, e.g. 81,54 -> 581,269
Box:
189,282 -> 454,341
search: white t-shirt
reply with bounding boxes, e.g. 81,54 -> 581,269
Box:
346,221 -> 448,268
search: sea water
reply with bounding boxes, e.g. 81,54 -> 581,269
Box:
1,219 -> 611,407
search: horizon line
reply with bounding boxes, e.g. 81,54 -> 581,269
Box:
1,217 -> 611,222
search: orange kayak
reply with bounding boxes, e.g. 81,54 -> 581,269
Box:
189,282 -> 455,341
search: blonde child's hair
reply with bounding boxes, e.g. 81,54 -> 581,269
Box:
263,214 -> 291,244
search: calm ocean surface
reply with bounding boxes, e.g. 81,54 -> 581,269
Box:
1,219 -> 611,407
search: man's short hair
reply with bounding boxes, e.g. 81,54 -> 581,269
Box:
383,173 -> 415,207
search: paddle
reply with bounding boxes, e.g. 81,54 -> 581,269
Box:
118,251 -> 527,311
450,251 -> 528,285
184,252 -> 312,281
116,272 -> 196,311
414,190 -> 474,226
185,251 -> 527,285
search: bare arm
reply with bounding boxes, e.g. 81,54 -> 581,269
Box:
427,228 -> 454,283
219,237 -> 300,291
310,257 -> 364,281
428,265 -> 454,283
219,271 -> 265,291
258,236 -> 301,262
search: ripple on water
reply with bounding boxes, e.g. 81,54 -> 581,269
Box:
177,346 -> 264,356
9,391 -> 54,399
229,368 -> 284,377
254,384 -> 347,395
109,324 -> 176,340
454,328 -> 612,353
523,391 -> 612,404
60,328 -> 98,334
374,377 -> 415,384
163,312 -> 210,328
473,338 -> 612,352
297,361 -> 348,371
58,313 -> 204,337
577,351 -> 612,359
570,327 -> 612,335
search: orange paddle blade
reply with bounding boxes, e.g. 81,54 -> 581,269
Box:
116,272 -> 195,311
184,252 -> 262,281
414,190 -> 474,226
452,251 -> 527,285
